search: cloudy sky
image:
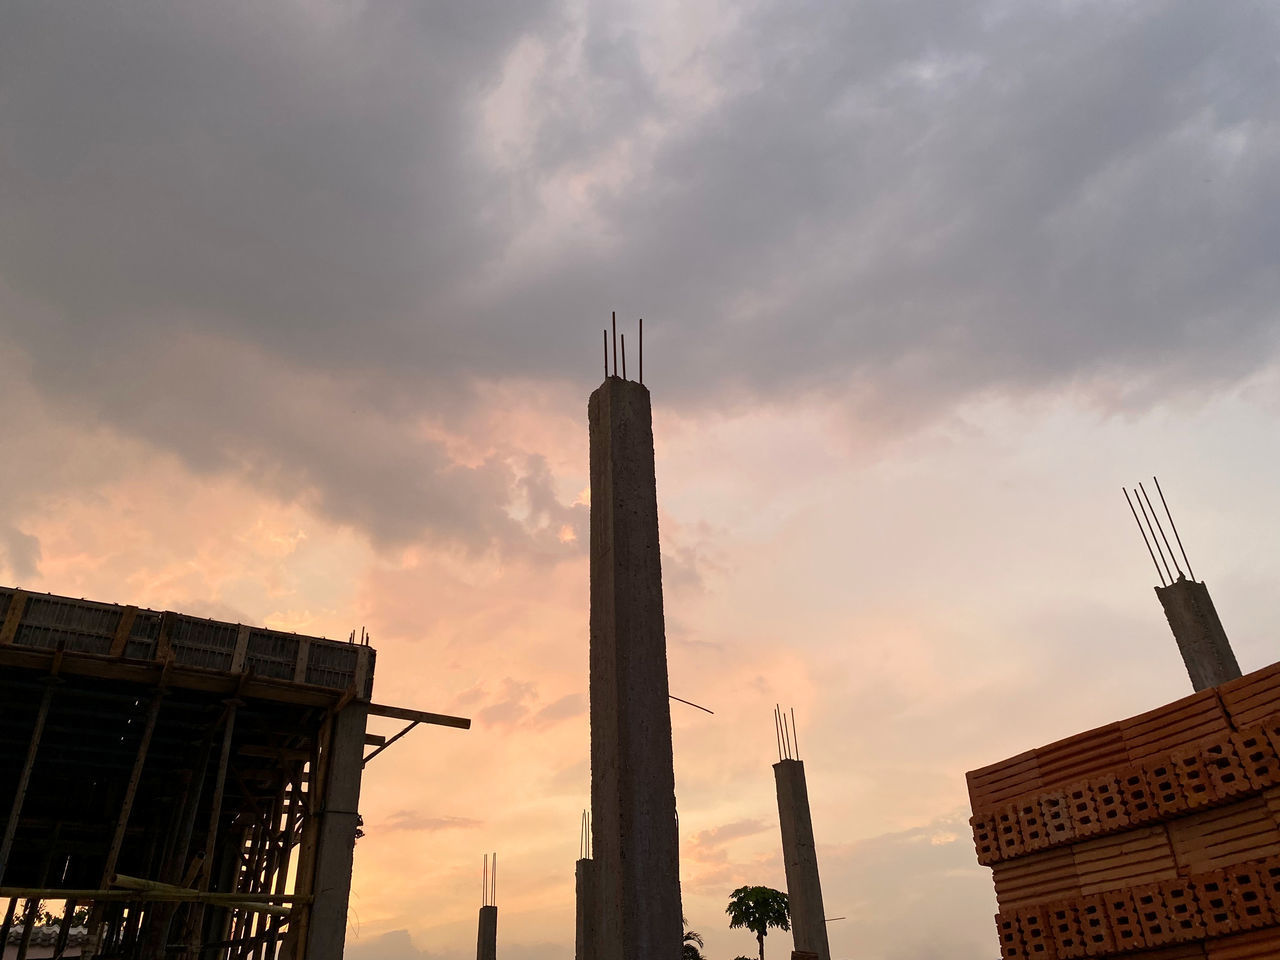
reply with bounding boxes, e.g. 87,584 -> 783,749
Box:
2,1 -> 1279,957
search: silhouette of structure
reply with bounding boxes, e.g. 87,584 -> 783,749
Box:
0,586 -> 469,959
773,708 -> 829,960
587,358 -> 683,960
968,491 -> 1280,958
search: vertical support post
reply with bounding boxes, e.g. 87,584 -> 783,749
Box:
182,701 -> 239,956
15,896 -> 39,960
263,764 -> 303,959
201,701 -> 241,890
0,898 -> 17,953
476,905 -> 498,960
0,590 -> 27,645
588,377 -> 683,960
1156,578 -> 1242,691
102,694 -> 164,882
302,701 -> 369,960
53,898 -> 77,959
574,858 -> 598,960
773,759 -> 830,960
0,682 -> 55,885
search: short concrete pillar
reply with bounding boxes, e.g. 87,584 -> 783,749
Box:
1156,578 -> 1241,691
774,759 -> 830,960
588,377 -> 683,960
576,858 -> 598,960
476,905 -> 497,960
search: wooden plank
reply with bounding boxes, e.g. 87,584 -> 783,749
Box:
230,624 -> 251,673
108,606 -> 138,657
367,703 -> 471,729
0,590 -> 27,645
0,645 -> 345,707
294,638 -> 312,684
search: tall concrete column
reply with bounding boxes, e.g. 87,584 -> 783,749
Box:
575,857 -> 598,960
304,702 -> 368,960
774,759 -> 830,960
476,905 -> 497,960
1156,577 -> 1241,691
588,376 -> 683,960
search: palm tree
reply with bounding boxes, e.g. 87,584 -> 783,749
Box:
725,885 -> 790,960
682,924 -> 705,960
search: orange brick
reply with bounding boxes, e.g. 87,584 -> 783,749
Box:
1092,776 -> 1131,832
1196,869 -> 1238,937
1231,728 -> 1280,790
1041,792 -> 1077,846
1066,782 -> 1103,838
1202,736 -> 1253,798
1171,746 -> 1218,808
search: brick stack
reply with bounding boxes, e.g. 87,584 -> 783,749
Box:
968,661 -> 1280,959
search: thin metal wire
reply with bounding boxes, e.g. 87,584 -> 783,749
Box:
482,854 -> 488,907
639,318 -> 643,385
782,713 -> 792,760
1124,488 -> 1166,585
669,694 -> 713,714
791,707 -> 799,761
622,333 -> 627,380
1135,486 -> 1174,584
1153,476 -> 1196,581
1140,482 -> 1183,579
603,330 -> 608,380
612,312 -> 617,377
492,852 -> 497,906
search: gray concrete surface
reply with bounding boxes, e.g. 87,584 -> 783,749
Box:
588,376 -> 683,960
1156,578 -> 1241,691
774,759 -> 830,960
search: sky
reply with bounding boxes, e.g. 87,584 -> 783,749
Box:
1,1 -> 1279,958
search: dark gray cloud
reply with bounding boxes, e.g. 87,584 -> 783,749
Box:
1,0 -> 1276,547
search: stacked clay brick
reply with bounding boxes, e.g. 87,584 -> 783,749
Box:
967,660 -> 1280,960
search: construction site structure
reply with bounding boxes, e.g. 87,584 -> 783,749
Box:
0,586 -> 469,959
968,659 -> 1280,959
772,709 -> 830,960
587,366 -> 683,960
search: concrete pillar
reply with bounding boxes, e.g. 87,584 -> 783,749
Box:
476,905 -> 497,960
1156,578 -> 1241,691
304,702 -> 368,960
575,858 -> 598,960
773,759 -> 830,960
588,376 -> 683,960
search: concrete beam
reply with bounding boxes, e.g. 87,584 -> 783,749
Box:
588,376 -> 683,960
774,759 -> 830,960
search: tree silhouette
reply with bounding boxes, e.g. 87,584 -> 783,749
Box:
725,886 -> 790,960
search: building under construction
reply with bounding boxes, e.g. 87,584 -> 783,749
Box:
968,483 -> 1280,959
0,586 -> 468,959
